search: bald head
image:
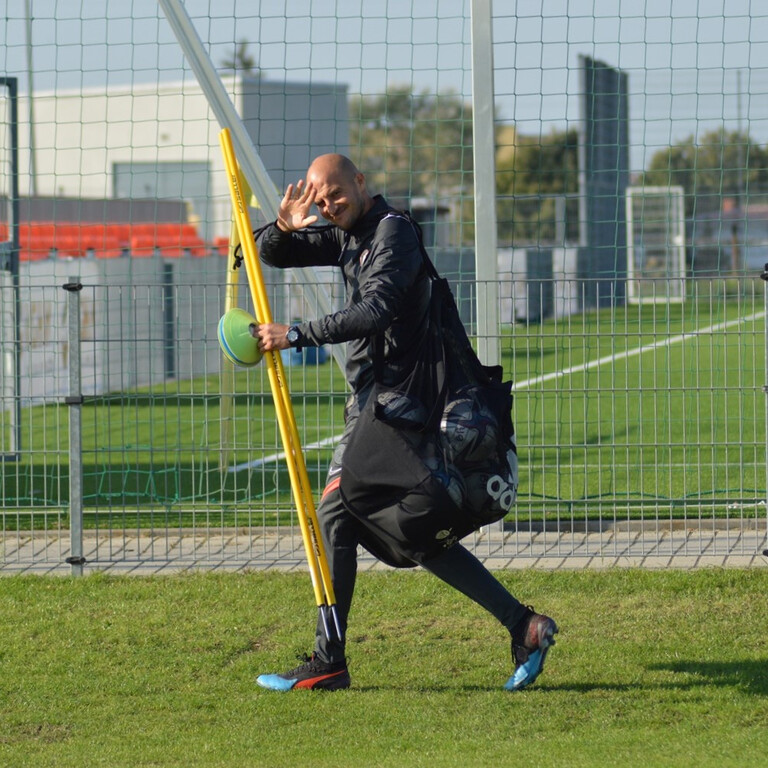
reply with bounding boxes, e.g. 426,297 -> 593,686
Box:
306,154 -> 374,231
308,153 -> 360,183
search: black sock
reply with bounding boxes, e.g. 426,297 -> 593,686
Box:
509,607 -> 535,645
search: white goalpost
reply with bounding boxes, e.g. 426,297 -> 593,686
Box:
626,185 -> 687,303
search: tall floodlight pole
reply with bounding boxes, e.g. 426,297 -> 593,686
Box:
470,0 -> 500,366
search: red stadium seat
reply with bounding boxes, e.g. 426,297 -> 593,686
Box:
213,236 -> 230,256
107,223 -> 132,246
131,223 -> 159,239
93,235 -> 124,258
20,233 -> 55,260
54,234 -> 84,257
12,220 -> 212,260
156,224 -> 207,257
130,234 -> 157,258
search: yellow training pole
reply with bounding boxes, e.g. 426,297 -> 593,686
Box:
219,128 -> 340,639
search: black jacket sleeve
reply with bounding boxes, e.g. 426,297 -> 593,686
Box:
258,222 -> 343,268
255,211 -> 428,380
302,215 -> 425,347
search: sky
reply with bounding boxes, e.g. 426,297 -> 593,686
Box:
2,0 -> 768,172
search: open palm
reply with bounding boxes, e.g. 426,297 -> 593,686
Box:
277,180 -> 318,231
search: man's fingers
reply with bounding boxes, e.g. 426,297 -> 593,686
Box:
253,322 -> 289,352
278,180 -> 316,231
299,182 -> 316,203
254,324 -> 271,352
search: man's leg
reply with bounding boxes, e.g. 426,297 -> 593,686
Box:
255,477 -> 359,692
421,542 -> 558,691
256,397 -> 364,692
312,477 -> 361,664
420,542 -> 528,631
312,392 -> 368,664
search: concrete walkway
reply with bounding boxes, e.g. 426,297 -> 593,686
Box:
2,521 -> 766,575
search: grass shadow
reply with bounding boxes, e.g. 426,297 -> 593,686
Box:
352,684 -> 499,693
648,659 -> 768,696
363,659 -> 768,696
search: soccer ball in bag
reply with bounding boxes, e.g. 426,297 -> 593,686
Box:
376,391 -> 429,427
440,395 -> 499,467
464,449 -> 519,525
421,446 -> 467,510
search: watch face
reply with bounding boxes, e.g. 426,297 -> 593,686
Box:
287,327 -> 300,344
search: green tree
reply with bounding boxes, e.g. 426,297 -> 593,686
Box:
220,40 -> 260,77
349,88 -> 581,246
639,128 -> 768,217
495,126 -> 580,245
348,86 -> 473,204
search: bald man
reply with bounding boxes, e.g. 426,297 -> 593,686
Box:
253,155 -> 557,693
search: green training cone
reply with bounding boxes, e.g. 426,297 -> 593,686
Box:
217,307 -> 263,367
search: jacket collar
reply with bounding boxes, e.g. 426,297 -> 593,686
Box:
348,195 -> 392,240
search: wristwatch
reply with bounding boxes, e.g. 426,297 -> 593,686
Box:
285,325 -> 302,348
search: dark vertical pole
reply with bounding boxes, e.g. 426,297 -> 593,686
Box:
162,262 -> 176,379
64,279 -> 85,576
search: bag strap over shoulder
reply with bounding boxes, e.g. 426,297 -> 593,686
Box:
379,210 -> 440,280
383,211 -> 506,390
369,209 -> 439,380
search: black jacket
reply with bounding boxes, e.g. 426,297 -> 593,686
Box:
258,196 -> 430,392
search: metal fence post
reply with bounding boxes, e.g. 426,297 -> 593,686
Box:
64,278 -> 85,576
762,264 -> 768,558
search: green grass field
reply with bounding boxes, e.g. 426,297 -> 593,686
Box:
2,292 -> 765,529
1,567 -> 766,767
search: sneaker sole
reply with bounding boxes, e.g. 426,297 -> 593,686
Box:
257,669 -> 351,692
504,618 -> 558,692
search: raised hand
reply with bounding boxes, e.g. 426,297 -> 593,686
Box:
276,180 -> 318,231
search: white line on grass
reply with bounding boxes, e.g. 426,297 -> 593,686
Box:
512,309 -> 766,391
229,310 -> 765,471
228,434 -> 338,473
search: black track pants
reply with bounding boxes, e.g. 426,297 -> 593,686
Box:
314,486 -> 529,663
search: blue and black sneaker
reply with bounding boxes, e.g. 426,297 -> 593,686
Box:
257,653 -> 350,692
504,609 -> 558,691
